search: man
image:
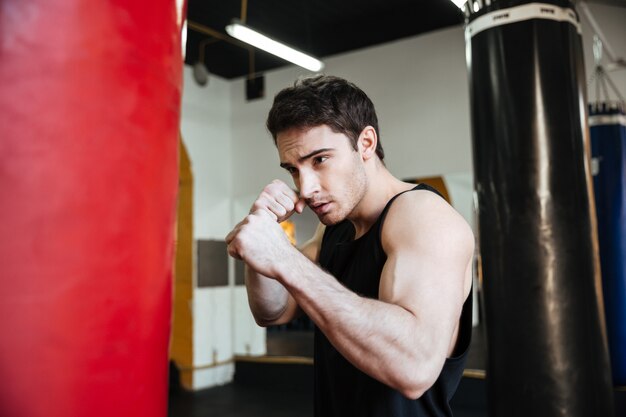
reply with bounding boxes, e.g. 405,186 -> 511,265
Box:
226,75 -> 474,416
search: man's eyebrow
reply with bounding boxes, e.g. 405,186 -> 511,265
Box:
280,148 -> 334,169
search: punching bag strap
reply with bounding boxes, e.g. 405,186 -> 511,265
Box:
466,2 -> 580,39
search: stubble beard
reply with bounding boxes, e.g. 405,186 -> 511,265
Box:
317,161 -> 368,226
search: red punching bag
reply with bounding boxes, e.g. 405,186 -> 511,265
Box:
0,1 -> 184,417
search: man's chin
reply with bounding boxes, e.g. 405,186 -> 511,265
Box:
316,212 -> 344,226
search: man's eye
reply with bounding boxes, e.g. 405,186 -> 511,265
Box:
287,167 -> 298,174
314,156 -> 328,165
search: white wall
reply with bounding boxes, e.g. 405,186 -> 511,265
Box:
180,67 -> 235,389
580,3 -> 626,102
192,287 -> 234,388
233,286 -> 266,356
180,68 -> 232,241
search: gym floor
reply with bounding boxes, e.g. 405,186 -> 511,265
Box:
168,326 -> 489,417
168,383 -> 487,417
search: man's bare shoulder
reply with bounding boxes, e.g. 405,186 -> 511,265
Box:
299,223 -> 326,263
381,189 -> 474,256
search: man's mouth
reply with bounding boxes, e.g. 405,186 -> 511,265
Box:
310,201 -> 331,215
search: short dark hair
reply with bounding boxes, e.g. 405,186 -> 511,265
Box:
266,75 -> 385,161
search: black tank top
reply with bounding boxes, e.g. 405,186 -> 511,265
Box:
315,183 -> 472,417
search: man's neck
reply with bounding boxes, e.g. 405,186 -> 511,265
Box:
347,162 -> 414,239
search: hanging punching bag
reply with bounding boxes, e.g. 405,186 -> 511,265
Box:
466,1 -> 614,416
0,1 -> 184,417
590,103 -> 626,386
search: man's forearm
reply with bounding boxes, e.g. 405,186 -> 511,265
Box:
244,265 -> 291,326
227,179 -> 307,326
276,254 -> 447,399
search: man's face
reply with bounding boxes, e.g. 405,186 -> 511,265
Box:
277,125 -> 368,225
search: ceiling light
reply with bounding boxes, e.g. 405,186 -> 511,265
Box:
449,0 -> 465,9
225,20 -> 324,72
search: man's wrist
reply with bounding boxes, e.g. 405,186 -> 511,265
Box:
274,247 -> 309,286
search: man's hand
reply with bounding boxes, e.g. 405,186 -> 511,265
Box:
249,180 -> 306,222
225,180 -> 306,278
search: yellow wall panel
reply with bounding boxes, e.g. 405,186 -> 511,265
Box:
170,136 -> 194,385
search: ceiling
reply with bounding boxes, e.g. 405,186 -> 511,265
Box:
185,0 -> 464,79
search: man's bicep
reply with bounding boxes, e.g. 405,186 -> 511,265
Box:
379,247 -> 468,324
378,192 -> 474,346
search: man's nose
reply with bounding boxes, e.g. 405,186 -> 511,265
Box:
298,171 -> 320,200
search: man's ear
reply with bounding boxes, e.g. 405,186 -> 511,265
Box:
357,126 -> 378,161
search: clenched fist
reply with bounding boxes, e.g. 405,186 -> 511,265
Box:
225,180 -> 306,278
249,180 -> 306,222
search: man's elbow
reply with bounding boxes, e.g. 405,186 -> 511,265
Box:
248,302 -> 290,327
397,364 -> 441,400
252,312 -> 285,327
252,316 -> 273,327
251,309 -> 291,327
402,390 -> 424,401
399,380 -> 430,401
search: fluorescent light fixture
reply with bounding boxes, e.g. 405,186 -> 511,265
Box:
225,20 -> 324,72
181,20 -> 188,60
449,0 -> 465,9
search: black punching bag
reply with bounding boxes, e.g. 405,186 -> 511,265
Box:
466,1 -> 614,416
